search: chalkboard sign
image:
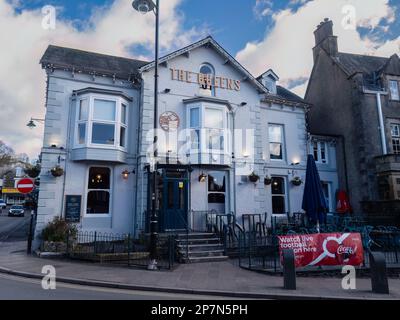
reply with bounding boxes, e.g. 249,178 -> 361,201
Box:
65,195 -> 82,223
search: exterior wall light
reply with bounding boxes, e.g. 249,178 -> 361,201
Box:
164,88 -> 171,93
198,173 -> 207,182
132,0 -> 155,14
240,102 -> 247,106
122,169 -> 135,180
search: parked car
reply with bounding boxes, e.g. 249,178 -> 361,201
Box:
8,205 -> 25,217
0,199 -> 6,209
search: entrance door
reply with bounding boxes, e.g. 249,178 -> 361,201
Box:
162,177 -> 188,231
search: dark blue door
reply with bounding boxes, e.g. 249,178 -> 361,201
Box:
162,178 -> 188,231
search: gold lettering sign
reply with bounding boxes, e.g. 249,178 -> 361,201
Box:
170,69 -> 241,91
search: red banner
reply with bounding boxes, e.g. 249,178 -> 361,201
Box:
278,233 -> 364,268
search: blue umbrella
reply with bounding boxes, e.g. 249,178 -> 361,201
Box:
302,154 -> 328,226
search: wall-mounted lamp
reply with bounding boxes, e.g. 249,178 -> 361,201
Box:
122,169 -> 136,180
291,161 -> 300,166
290,161 -> 300,175
198,173 -> 207,183
163,88 -> 171,93
51,144 -> 57,148
240,102 -> 247,106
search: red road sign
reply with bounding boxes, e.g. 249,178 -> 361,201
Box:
17,178 -> 35,194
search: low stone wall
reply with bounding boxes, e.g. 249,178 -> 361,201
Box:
361,201 -> 400,226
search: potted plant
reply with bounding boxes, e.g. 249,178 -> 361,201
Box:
41,217 -> 77,253
248,171 -> 260,183
50,165 -> 64,177
264,175 -> 272,185
291,176 -> 303,186
24,163 -> 41,178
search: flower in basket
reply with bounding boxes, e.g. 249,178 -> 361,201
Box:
248,171 -> 260,183
50,165 -> 64,177
291,176 -> 302,186
24,163 -> 41,178
264,175 -> 272,185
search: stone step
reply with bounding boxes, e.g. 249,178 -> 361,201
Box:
176,233 -> 216,240
177,243 -> 223,252
182,255 -> 229,263
176,237 -> 220,244
180,249 -> 225,258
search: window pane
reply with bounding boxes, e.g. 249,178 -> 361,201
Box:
313,142 -> 319,161
87,191 -> 109,214
93,99 -> 116,121
272,196 -> 285,214
205,109 -> 223,128
208,171 -> 226,192
92,123 -> 115,145
390,81 -> 399,100
208,193 -> 225,204
207,129 -> 224,150
200,65 -> 213,75
120,127 -> 126,147
190,129 -> 200,150
271,177 -> 285,195
121,104 -> 127,124
269,125 -> 283,142
88,167 -> 110,189
190,108 -> 200,127
78,123 -> 86,144
320,142 -> 327,163
79,100 -> 88,120
270,143 -> 282,160
391,125 -> 400,137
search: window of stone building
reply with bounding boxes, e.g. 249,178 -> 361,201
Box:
269,124 -> 285,161
271,177 -> 287,214
390,124 -> 400,154
86,167 -> 111,215
389,80 -> 400,101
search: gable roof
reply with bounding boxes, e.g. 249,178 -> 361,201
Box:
257,69 -> 279,81
333,52 -> 389,77
139,36 -> 269,94
40,45 -> 148,80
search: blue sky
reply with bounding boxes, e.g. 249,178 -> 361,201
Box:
1,0 -> 399,158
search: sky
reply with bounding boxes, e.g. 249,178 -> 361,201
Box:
0,0 -> 399,160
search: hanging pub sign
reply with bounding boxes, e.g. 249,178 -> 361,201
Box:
278,233 -> 364,268
170,68 -> 241,91
159,111 -> 180,132
65,195 -> 82,223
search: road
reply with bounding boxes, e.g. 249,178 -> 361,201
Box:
0,273 -> 234,300
0,207 -> 30,242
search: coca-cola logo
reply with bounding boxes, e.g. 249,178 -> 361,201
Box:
337,245 -> 355,255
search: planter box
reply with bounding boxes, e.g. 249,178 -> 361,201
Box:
41,241 -> 67,253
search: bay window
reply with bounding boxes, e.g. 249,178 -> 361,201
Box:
75,95 -> 128,149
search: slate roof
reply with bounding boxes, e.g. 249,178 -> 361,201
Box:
276,86 -> 307,104
40,45 -> 148,80
334,52 -> 388,76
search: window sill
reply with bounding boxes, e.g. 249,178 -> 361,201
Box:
71,147 -> 127,163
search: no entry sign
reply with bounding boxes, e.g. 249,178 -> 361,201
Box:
17,178 -> 35,194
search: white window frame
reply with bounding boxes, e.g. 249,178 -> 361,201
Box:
391,123 -> 400,154
389,80 -> 400,101
84,165 -> 113,218
268,124 -> 286,162
321,181 -> 332,212
271,176 -> 289,216
313,141 -> 329,164
199,63 -> 216,97
186,103 -> 228,156
74,93 -> 129,150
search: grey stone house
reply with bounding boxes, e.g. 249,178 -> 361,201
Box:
305,18 -> 400,215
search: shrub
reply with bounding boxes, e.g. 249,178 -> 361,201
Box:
41,217 -> 77,242
24,163 -> 41,178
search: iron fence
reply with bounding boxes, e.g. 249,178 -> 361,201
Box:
63,231 -> 176,270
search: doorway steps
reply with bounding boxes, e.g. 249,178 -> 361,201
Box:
176,233 -> 228,263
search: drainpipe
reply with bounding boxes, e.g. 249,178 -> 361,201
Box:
363,88 -> 388,155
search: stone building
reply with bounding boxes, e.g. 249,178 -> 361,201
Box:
306,18 -> 400,214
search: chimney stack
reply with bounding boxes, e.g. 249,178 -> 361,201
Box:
313,18 -> 338,62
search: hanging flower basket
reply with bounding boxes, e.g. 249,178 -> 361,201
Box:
264,176 -> 272,185
291,177 -> 303,186
248,172 -> 260,183
24,164 -> 41,178
50,166 -> 64,177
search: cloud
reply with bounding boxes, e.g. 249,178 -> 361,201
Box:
237,0 -> 399,97
0,0 -> 203,160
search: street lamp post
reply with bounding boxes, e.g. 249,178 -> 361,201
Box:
132,0 -> 160,270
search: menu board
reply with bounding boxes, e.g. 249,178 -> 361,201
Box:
65,195 -> 81,223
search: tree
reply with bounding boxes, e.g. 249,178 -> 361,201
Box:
0,140 -> 15,168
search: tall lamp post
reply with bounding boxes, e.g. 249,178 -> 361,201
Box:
132,0 -> 160,270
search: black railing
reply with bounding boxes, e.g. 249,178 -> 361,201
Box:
63,231 -> 176,270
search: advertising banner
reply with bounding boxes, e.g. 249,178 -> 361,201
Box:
278,233 -> 364,268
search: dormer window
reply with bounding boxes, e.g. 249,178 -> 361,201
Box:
75,93 -> 129,150
199,63 -> 215,96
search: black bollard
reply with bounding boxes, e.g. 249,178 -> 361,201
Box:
370,252 -> 389,294
283,249 -> 296,290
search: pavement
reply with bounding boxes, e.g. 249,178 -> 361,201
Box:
0,241 -> 400,300
0,209 -> 30,241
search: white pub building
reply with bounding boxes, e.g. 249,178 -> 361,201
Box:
35,36 -> 339,241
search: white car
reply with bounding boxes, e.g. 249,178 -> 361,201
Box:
0,199 -> 6,209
